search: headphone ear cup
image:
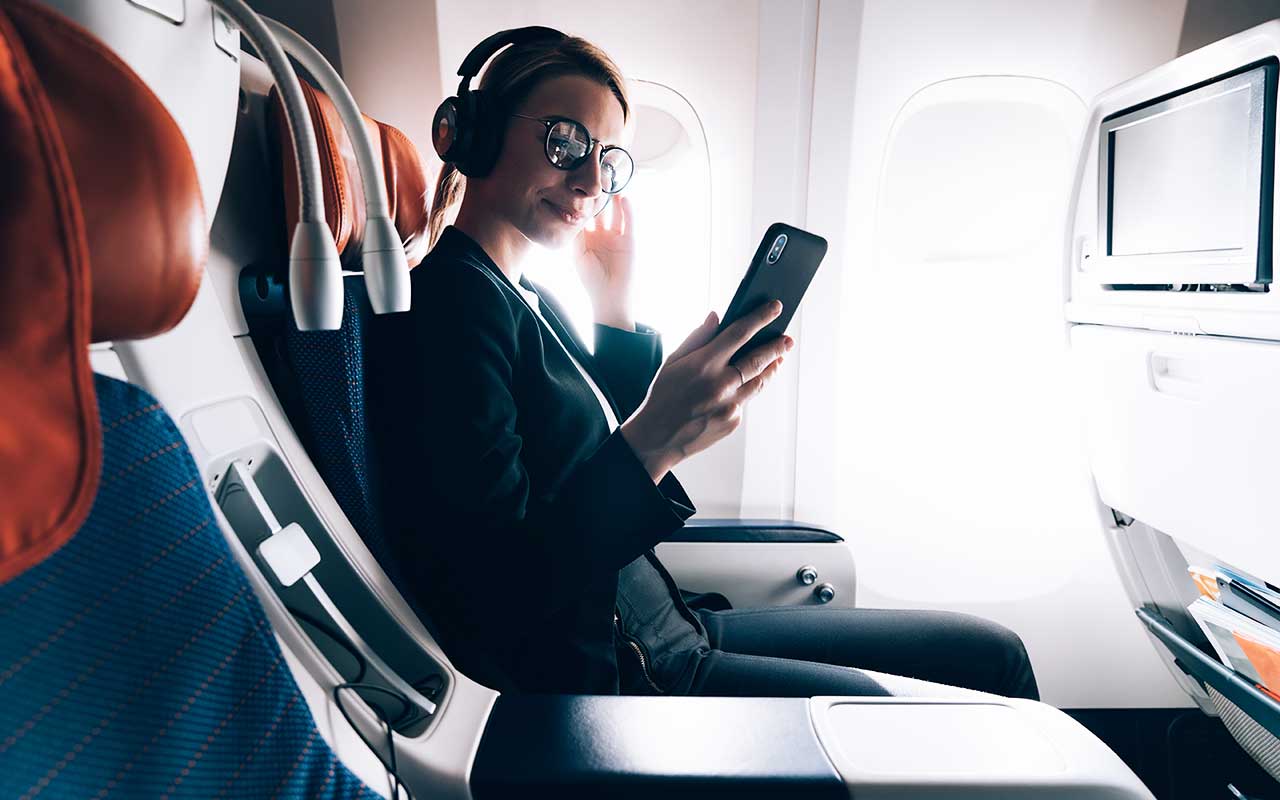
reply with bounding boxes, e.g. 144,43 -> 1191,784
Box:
431,96 -> 463,163
460,89 -> 505,178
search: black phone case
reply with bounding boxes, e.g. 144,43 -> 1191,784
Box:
719,222 -> 828,363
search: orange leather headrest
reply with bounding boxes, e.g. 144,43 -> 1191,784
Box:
273,81 -> 432,269
0,0 -> 206,583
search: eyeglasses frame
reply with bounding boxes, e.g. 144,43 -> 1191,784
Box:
509,113 -> 633,194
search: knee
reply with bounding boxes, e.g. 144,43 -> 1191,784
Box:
952,613 -> 1040,701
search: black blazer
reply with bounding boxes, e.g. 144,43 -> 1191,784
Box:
371,226 -> 697,693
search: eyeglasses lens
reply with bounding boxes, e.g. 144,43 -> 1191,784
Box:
547,120 -> 590,167
544,119 -> 634,194
600,148 -> 634,194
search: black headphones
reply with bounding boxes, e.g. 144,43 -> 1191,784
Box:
432,26 -> 567,178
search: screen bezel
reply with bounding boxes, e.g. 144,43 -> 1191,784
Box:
1096,59 -> 1277,285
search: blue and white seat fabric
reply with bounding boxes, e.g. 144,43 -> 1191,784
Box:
0,376 -> 375,799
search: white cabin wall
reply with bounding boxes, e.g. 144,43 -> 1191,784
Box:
331,0 -> 443,158
793,0 -> 1196,708
737,0 -> 821,520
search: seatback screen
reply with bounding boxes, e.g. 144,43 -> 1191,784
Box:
1098,60 -> 1276,285
1110,84 -> 1252,256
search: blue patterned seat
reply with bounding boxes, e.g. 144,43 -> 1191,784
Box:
0,375 -> 376,799
280,276 -> 397,578
251,82 -> 434,618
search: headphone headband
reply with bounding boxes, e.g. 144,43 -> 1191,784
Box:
456,26 -> 566,94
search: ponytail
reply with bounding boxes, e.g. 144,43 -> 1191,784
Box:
427,161 -> 465,248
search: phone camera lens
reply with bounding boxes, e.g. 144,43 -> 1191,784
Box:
767,234 -> 788,264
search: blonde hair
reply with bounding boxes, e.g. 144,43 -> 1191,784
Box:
427,35 -> 631,248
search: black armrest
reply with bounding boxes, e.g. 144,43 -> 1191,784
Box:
665,518 -> 843,544
471,695 -> 845,799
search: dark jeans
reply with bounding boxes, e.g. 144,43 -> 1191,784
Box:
687,606 -> 1040,701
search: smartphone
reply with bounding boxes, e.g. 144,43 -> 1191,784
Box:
718,222 -> 828,362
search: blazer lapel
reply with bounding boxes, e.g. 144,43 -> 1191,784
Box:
520,279 -> 625,420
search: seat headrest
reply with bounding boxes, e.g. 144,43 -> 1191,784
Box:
272,81 -> 432,270
0,0 -> 206,583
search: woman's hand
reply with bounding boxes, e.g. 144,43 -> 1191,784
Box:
620,301 -> 794,482
574,195 -> 636,330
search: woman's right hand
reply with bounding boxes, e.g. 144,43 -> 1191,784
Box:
620,300 -> 794,481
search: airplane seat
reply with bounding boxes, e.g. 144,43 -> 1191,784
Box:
1066,20 -> 1280,785
276,276 -> 392,575
261,79 -> 429,597
264,83 -> 428,580
271,79 -> 432,273
225,61 -> 527,691
245,82 -> 433,608
0,1 -> 376,795
240,78 -> 527,691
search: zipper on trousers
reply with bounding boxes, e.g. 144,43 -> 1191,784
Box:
645,550 -> 706,636
615,608 -> 664,694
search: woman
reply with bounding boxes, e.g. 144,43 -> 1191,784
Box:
372,29 -> 1038,700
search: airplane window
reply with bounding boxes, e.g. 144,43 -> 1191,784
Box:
876,76 -> 1084,264
522,80 -> 712,349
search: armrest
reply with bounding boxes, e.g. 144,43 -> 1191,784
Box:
667,518 -> 843,544
470,695 -> 846,799
469,695 -> 1153,799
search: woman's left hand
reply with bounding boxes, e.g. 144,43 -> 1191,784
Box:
574,194 -> 636,330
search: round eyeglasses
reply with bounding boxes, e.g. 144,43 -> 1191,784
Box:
510,114 -> 634,194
